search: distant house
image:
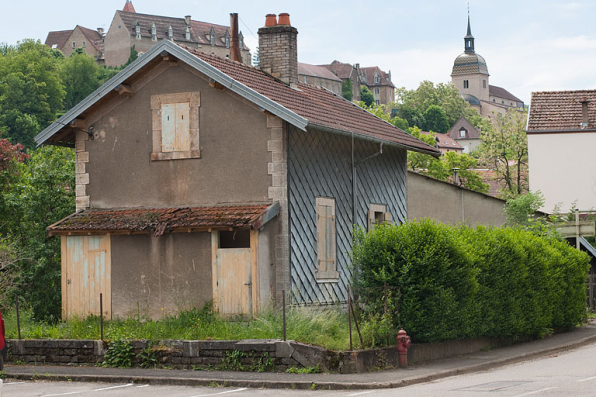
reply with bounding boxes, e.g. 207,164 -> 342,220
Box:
447,116 -> 481,153
297,63 -> 342,95
36,14 -> 438,320
421,131 -> 464,154
45,1 -> 251,67
45,25 -> 105,63
319,60 -> 395,105
527,90 -> 596,213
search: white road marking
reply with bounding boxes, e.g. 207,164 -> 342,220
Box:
189,388 -> 248,397
513,387 -> 556,397
136,384 -> 150,388
93,383 -> 134,392
3,381 -> 26,385
44,392 -> 84,397
347,391 -> 376,396
577,376 -> 596,382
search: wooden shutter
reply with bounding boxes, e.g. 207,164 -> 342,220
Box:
161,103 -> 190,152
316,198 -> 336,277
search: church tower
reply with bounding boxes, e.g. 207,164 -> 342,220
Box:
451,13 -> 490,105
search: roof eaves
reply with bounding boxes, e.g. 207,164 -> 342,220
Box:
36,40 -> 307,146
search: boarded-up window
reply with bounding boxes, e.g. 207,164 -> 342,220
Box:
316,197 -> 339,281
368,203 -> 392,231
151,92 -> 200,161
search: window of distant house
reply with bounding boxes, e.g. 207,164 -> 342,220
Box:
501,100 -> 504,104
483,80 -> 486,88
463,80 -> 469,89
368,204 -> 391,232
72,41 -> 76,49
82,41 -> 86,48
374,74 -> 380,84
459,127 -> 467,138
493,98 -> 495,102
316,197 -> 338,282
375,100 -> 380,105
375,88 -> 380,94
150,92 -> 201,161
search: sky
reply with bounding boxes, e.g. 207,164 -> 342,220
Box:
2,0 -> 595,104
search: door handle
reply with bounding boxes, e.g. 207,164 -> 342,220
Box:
243,282 -> 252,286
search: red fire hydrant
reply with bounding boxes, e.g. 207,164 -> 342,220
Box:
396,329 -> 411,368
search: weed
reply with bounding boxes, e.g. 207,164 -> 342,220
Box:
286,365 -> 321,374
310,383 -> 317,390
219,350 -> 246,371
102,340 -> 133,368
137,343 -> 159,369
0,371 -> 6,380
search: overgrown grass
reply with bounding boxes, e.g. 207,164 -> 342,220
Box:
2,304 -> 359,350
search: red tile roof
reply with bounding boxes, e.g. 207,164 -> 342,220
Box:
45,29 -> 73,50
319,60 -> 354,80
434,133 -> 464,150
360,66 -> 394,88
183,47 -> 438,155
48,205 -> 271,236
78,26 -> 103,52
528,90 -> 596,132
448,116 -> 481,140
123,0 -> 136,13
489,84 -> 522,103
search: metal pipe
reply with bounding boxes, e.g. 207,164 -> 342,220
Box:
349,298 -> 364,350
348,285 -> 353,351
15,295 -> 21,340
282,289 -> 286,341
100,293 -> 104,342
229,13 -> 242,62
576,209 -> 580,250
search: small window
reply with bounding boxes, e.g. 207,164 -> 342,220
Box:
219,230 -> 250,248
459,127 -> 467,138
501,100 -> 504,104
72,41 -> 76,49
375,88 -> 380,94
483,80 -> 486,88
463,80 -> 469,89
150,92 -> 201,161
82,41 -> 86,48
316,197 -> 338,281
493,98 -> 495,102
375,100 -> 380,105
368,204 -> 391,231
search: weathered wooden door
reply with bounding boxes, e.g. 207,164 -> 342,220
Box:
215,248 -> 252,316
62,235 -> 111,319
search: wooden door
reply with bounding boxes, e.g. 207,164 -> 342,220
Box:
215,248 -> 252,317
62,235 -> 111,319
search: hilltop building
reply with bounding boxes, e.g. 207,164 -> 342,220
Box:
451,15 -> 524,118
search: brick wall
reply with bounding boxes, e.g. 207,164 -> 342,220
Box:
257,25 -> 298,87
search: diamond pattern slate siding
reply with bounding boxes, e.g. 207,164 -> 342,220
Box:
288,126 -> 407,304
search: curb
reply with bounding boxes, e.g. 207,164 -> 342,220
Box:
5,334 -> 596,390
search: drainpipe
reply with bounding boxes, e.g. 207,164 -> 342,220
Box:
352,142 -> 384,228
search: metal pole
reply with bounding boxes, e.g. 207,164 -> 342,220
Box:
282,289 -> 286,341
384,282 -> 389,346
576,209 -> 580,250
15,295 -> 21,340
100,293 -> 104,342
348,285 -> 353,351
349,299 -> 365,350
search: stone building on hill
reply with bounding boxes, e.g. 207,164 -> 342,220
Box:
45,1 -> 251,67
451,15 -> 524,119
297,63 -> 342,95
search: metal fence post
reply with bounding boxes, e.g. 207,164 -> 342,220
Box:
15,295 -> 21,340
99,293 -> 104,342
348,285 -> 353,351
282,289 -> 286,341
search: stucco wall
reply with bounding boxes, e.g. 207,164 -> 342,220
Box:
104,13 -> 133,67
407,170 -> 506,226
85,64 -> 270,208
111,233 -> 212,319
299,75 -> 342,95
528,132 -> 596,213
452,74 -> 489,103
61,27 -> 100,59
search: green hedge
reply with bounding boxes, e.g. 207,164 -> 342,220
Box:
352,219 -> 590,343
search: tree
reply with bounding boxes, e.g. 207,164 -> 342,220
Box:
422,105 -> 450,133
427,151 -> 490,194
342,79 -> 353,101
0,40 -> 65,149
360,85 -> 374,107
1,146 -> 75,321
61,50 -> 103,109
478,109 -> 528,198
407,127 -> 437,170
356,102 -> 409,130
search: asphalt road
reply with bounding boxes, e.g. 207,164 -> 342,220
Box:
3,343 -> 596,397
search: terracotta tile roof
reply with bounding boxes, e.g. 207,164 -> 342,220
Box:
119,11 -> 248,50
48,205 -> 271,236
434,133 -> 464,150
489,84 -> 522,103
77,26 -> 103,52
183,47 -> 438,154
528,90 -> 596,132
360,66 -> 395,88
448,116 -> 481,140
123,0 -> 136,12
451,52 -> 489,76
298,63 -> 342,82
45,29 -> 73,49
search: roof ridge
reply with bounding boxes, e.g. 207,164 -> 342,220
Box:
120,10 -> 230,28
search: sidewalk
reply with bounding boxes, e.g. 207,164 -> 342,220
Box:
4,323 -> 596,390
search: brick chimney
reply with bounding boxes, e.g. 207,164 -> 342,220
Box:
257,13 -> 298,87
580,96 -> 590,129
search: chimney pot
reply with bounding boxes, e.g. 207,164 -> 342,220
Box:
265,14 -> 277,27
278,13 -> 291,26
185,15 -> 191,26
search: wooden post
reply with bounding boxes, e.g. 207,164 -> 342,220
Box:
349,294 -> 364,350
100,293 -> 104,342
15,295 -> 21,340
282,289 -> 286,341
348,285 -> 353,351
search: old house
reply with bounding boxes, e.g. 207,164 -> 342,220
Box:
45,25 -> 105,63
527,90 -> 596,212
421,132 -> 464,155
297,63 -> 342,96
447,116 -> 481,153
36,13 -> 438,320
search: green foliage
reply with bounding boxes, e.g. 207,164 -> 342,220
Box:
124,45 -> 139,67
137,343 -> 159,369
353,220 -> 590,343
360,85 -> 374,107
0,40 -> 65,149
102,340 -> 133,368
356,102 -> 409,131
286,365 -> 321,374
342,79 -> 353,101
218,350 -> 274,372
422,105 -> 450,133
503,191 -> 547,231
60,51 -> 103,109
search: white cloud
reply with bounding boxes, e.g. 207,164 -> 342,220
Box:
548,35 -> 596,50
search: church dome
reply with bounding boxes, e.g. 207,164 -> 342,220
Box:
452,52 -> 488,76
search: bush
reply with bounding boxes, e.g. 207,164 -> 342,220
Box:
352,219 -> 590,343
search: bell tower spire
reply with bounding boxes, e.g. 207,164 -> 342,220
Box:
464,7 -> 475,54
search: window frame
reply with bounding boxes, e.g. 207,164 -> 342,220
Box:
315,197 -> 339,282
150,92 -> 201,161
368,204 -> 391,232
